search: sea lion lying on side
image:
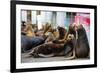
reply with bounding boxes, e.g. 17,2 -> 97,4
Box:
28,31 -> 75,58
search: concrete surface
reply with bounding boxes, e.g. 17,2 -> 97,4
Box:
21,53 -> 89,63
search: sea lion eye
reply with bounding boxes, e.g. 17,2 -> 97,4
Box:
67,34 -> 74,41
69,35 -> 72,38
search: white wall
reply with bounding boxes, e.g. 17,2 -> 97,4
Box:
0,0 -> 99,73
31,11 -> 37,24
21,10 -> 27,22
37,11 -> 53,29
56,12 -> 66,27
